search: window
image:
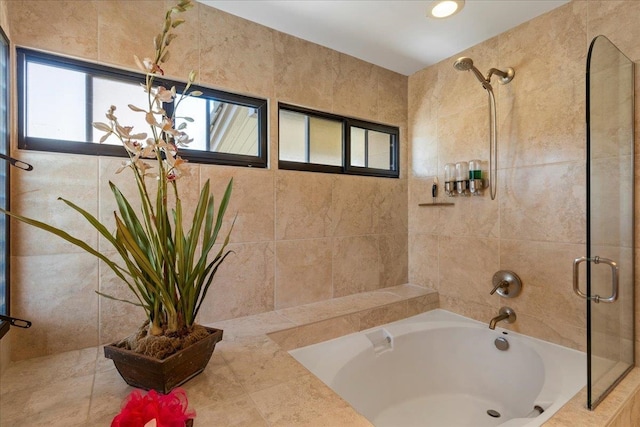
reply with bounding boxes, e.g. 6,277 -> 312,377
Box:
0,28 -> 9,340
17,48 -> 268,168
278,103 -> 399,178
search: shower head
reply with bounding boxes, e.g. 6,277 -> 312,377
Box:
453,57 -> 491,89
453,56 -> 515,87
453,57 -> 474,71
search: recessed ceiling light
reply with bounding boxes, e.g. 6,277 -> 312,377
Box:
428,0 -> 465,19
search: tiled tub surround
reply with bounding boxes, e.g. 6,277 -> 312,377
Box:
1,284 -> 640,427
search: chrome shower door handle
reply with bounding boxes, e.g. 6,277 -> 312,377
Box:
597,256 -> 619,303
573,257 -> 589,299
573,256 -> 619,303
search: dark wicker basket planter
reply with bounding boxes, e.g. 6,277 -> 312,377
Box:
104,326 -> 223,394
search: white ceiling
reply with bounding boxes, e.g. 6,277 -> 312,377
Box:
200,0 -> 570,76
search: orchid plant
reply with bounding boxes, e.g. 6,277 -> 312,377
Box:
5,0 -> 233,338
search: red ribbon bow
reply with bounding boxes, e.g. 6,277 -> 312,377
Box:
111,388 -> 195,427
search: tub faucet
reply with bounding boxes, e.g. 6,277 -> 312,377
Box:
489,307 -> 516,330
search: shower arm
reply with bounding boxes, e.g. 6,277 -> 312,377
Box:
487,67 -> 515,85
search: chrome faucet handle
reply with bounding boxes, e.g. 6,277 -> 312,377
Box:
490,280 -> 508,295
490,270 -> 522,298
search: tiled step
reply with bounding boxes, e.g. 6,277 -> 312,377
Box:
209,284 -> 438,350
268,284 -> 438,350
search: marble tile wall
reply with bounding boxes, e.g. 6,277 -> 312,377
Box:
408,0 -> 640,355
3,1 -> 408,360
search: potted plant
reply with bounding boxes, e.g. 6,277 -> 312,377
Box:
3,0 -> 233,392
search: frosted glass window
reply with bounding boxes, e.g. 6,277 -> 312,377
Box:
309,117 -> 342,166
278,103 -> 398,178
278,109 -> 342,166
350,127 -> 366,167
350,127 -> 394,170
279,109 -> 307,162
367,130 -> 392,170
26,63 -> 86,142
279,109 -> 342,165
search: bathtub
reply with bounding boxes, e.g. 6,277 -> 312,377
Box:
289,309 -> 585,427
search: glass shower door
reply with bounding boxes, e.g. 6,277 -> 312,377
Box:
583,35 -> 635,410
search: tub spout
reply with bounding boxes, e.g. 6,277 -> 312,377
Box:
489,307 -> 516,330
489,313 -> 509,330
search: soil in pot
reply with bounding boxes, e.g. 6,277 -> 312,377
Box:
115,322 -> 211,360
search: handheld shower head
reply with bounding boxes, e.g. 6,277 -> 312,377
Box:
453,57 -> 515,87
453,57 -> 490,89
453,57 -> 474,71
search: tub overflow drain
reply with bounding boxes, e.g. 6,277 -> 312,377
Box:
487,409 -> 501,418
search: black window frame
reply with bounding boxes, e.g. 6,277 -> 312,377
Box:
0,27 -> 10,341
17,48 -> 268,168
278,103 -> 399,178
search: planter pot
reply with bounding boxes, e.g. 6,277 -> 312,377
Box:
104,326 -> 223,394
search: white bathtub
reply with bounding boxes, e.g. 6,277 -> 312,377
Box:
290,309 -> 585,427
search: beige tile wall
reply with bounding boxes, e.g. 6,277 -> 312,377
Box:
0,1 -> 7,37
5,0 -> 639,364
4,1 -> 408,360
408,0 -> 640,355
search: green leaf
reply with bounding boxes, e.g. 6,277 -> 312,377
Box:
96,291 -> 143,307
114,216 -> 163,285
